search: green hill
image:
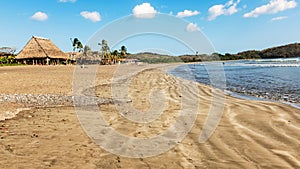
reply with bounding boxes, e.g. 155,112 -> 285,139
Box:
127,43 -> 300,63
220,43 -> 300,60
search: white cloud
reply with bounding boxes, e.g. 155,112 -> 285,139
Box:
176,10 -> 200,18
271,16 -> 288,21
186,23 -> 199,32
59,0 -> 76,2
208,0 -> 240,21
31,12 -> 48,21
208,5 -> 225,20
132,3 -> 157,18
244,0 -> 297,18
80,11 -> 101,22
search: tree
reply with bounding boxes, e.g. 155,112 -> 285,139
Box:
77,42 -> 83,52
120,45 -> 127,58
99,40 -> 110,54
98,39 -> 111,64
111,50 -> 120,64
71,38 -> 83,52
112,50 -> 119,56
83,45 -> 91,57
0,47 -> 16,65
7,55 -> 15,64
0,57 -> 7,64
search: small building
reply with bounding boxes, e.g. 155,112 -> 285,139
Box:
0,52 -> 11,58
66,51 -> 102,65
66,52 -> 82,64
120,58 -> 140,64
16,36 -> 68,65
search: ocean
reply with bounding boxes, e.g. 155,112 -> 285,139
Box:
168,58 -> 300,108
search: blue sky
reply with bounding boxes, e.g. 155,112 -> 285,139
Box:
0,0 -> 299,55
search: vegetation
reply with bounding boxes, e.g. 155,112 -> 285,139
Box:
98,39 -> 112,64
260,43 -> 300,58
1,40 -> 299,66
71,38 -> 83,52
120,45 -> 127,58
218,43 -> 300,60
179,53 -> 220,62
0,47 -> 16,65
68,40 -> 299,64
0,56 -> 17,65
70,39 -> 128,65
127,43 -> 300,63
127,52 -> 182,63
127,52 -> 221,64
0,63 -> 20,67
83,45 -> 91,57
96,40 -> 129,64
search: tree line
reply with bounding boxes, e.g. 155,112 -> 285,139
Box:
0,47 -> 16,65
71,38 -> 128,65
1,41 -> 299,65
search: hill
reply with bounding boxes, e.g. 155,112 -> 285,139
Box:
127,52 -> 220,63
123,43 -> 300,63
220,43 -> 300,60
127,52 -> 182,63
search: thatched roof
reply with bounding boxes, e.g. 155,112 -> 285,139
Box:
66,51 -> 101,61
65,52 -> 83,60
0,52 -> 11,57
16,36 -> 68,59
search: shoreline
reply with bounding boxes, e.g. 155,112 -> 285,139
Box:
168,61 -> 300,108
225,90 -> 300,110
167,68 -> 300,111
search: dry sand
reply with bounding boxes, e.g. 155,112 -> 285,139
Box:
0,64 -> 300,169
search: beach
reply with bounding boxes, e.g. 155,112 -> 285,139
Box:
0,64 -> 300,169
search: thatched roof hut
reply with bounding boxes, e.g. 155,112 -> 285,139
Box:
16,36 -> 68,65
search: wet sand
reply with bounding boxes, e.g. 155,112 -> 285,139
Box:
0,64 -> 300,168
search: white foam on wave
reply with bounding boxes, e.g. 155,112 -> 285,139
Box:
247,63 -> 300,67
225,62 -> 300,67
256,58 -> 300,62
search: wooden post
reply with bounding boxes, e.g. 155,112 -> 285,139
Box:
46,58 -> 50,65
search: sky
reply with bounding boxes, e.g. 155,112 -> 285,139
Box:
0,0 -> 300,55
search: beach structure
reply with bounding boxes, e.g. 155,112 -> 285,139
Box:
120,58 -> 140,64
16,36 -> 68,65
0,47 -> 15,58
66,52 -> 81,64
66,51 -> 102,64
0,51 -> 11,59
0,47 -> 16,64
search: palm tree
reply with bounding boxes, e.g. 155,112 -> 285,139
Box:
101,40 -> 110,54
77,42 -> 83,52
71,38 -> 83,52
120,45 -> 127,58
111,50 -> 120,64
83,45 -> 91,56
98,39 -> 111,64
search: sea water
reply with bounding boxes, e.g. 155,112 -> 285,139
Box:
168,58 -> 300,108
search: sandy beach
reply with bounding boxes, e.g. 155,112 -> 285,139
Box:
0,64 -> 300,169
